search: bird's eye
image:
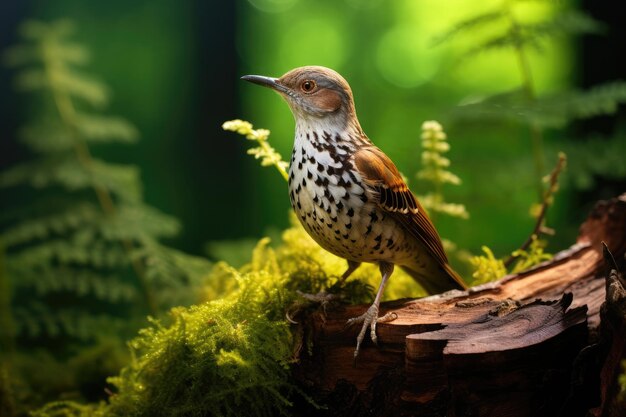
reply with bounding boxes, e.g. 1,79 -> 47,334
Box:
301,80 -> 316,92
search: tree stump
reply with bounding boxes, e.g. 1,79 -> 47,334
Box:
294,194 -> 626,417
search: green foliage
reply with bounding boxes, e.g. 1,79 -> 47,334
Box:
470,246 -> 507,285
438,1 -> 624,200
562,135 -> 626,191
416,120 -> 469,220
1,19 -> 213,348
0,20 -> 215,414
451,82 -> 626,129
470,235 -> 552,285
30,211 -> 427,417
509,235 -> 552,274
223,119 -> 289,181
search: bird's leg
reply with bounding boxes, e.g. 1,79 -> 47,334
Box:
346,262 -> 397,360
340,260 -> 361,282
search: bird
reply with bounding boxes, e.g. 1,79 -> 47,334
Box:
241,66 -> 467,358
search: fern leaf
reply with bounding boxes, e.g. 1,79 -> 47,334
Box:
11,267 -> 137,303
1,202 -> 100,247
74,113 -> 139,143
462,30 -> 543,59
8,238 -> 129,269
50,68 -> 109,107
564,135 -> 626,190
15,304 -> 128,340
453,81 -> 626,128
432,10 -> 505,45
19,122 -> 75,153
528,10 -> 605,38
89,159 -> 142,202
100,204 -> 181,242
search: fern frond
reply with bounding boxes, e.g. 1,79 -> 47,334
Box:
88,159 -> 141,201
527,10 -> 605,38
99,205 -> 180,242
432,10 -> 505,45
1,202 -> 100,247
462,30 -> 543,59
453,81 -> 626,128
74,113 -> 139,142
8,238 -> 128,269
15,304 -> 128,340
11,267 -> 136,303
19,121 -> 74,153
564,135 -> 626,190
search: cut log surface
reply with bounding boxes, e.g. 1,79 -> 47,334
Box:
294,194 -> 626,417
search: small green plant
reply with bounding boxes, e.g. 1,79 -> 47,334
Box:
222,119 -> 289,181
469,246 -> 507,285
416,121 -> 469,221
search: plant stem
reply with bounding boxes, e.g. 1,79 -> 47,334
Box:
258,139 -> 289,182
503,153 -> 566,268
42,39 -> 158,316
506,1 -> 545,200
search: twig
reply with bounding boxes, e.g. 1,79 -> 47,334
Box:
504,152 -> 567,268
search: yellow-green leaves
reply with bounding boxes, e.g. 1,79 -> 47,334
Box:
470,246 -> 507,285
222,119 -> 289,181
416,121 -> 469,220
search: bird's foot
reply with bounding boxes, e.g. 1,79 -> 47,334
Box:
346,303 -> 397,361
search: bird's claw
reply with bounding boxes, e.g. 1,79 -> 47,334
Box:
346,305 -> 398,362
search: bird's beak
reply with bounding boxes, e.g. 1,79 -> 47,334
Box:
241,75 -> 290,94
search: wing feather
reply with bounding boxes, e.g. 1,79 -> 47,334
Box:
354,146 -> 451,269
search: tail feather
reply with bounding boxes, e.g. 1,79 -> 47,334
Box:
401,262 -> 467,295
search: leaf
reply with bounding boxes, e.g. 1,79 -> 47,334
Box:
462,30 -> 543,60
564,135 -> 626,190
528,10 -> 606,38
75,113 -> 139,143
49,68 -> 109,107
100,204 -> 181,242
432,10 -> 505,45
89,159 -> 142,202
14,304 -> 128,340
12,266 -> 137,303
1,202 -> 100,247
452,81 -> 626,128
0,156 -> 141,201
8,238 -> 129,269
19,121 -> 75,153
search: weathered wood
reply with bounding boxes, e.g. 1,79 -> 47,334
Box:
294,194 -> 626,417
587,244 -> 626,417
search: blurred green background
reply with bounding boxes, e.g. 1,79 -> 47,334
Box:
1,0 -> 624,263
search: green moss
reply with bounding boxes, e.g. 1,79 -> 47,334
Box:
32,215 -> 425,417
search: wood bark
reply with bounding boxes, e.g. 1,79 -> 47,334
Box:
293,194 -> 626,417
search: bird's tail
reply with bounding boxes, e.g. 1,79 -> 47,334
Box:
401,262 -> 467,295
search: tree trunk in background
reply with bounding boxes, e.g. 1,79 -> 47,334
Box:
294,194 -> 626,417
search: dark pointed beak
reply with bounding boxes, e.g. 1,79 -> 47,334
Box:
241,75 -> 290,94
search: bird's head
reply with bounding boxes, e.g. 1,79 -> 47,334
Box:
242,66 -> 359,130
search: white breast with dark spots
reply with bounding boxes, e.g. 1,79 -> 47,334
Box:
287,129 -> 419,265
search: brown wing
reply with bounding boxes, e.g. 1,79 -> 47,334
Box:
354,146 -> 464,286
